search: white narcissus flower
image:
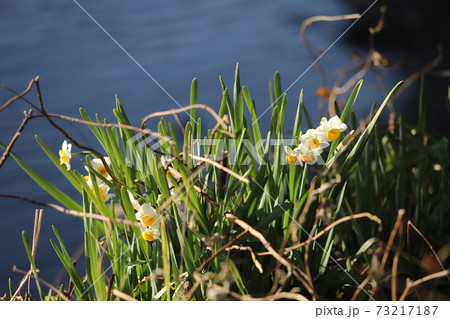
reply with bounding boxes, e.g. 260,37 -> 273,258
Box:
59,140 -> 72,170
97,183 -> 114,202
284,146 -> 302,165
127,191 -> 162,242
135,203 -> 161,229
127,190 -> 141,211
296,143 -> 322,166
299,129 -> 329,152
83,176 -> 113,202
85,157 -> 111,180
141,227 -> 160,242
317,115 -> 348,141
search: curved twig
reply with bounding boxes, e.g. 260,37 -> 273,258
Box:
300,14 -> 361,90
407,221 -> 450,281
224,212 -> 299,279
189,154 -> 250,185
284,212 -> 382,253
33,78 -> 122,187
226,245 -> 263,274
112,289 -> 138,301
12,266 -> 71,301
43,113 -> 175,145
141,104 -> 228,130
0,77 -> 39,112
0,194 -> 142,228
0,109 -> 33,169
399,269 -> 450,301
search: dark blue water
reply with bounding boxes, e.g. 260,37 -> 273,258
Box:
0,0 -> 405,296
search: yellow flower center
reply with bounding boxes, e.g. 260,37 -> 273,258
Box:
141,214 -> 156,227
300,154 -> 315,163
307,138 -> 320,149
286,154 -> 297,164
142,230 -> 154,242
91,187 -> 106,201
326,128 -> 341,141
97,167 -> 108,178
59,150 -> 68,164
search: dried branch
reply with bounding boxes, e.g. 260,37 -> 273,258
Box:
196,230 -> 249,272
225,212 -> 292,270
392,213 -> 404,301
11,268 -> 34,301
399,269 -> 450,301
33,78 -> 123,187
223,211 -> 312,295
248,291 -> 310,301
0,194 -> 142,228
0,77 -> 39,112
208,283 -> 310,301
31,209 -> 43,263
350,274 -> 373,301
189,154 -> 250,185
379,209 -> 405,271
43,113 -> 174,145
112,289 -> 138,301
0,109 -> 33,169
12,266 -> 70,301
407,221 -> 450,281
141,104 -> 228,130
106,273 -> 116,301
300,14 -> 361,90
226,245 -> 263,274
285,212 -> 382,253
394,45 -> 443,98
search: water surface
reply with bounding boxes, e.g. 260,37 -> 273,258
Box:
0,0 -> 400,295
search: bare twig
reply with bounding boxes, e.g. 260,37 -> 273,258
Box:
12,266 -> 70,301
408,221 -> 450,281
141,104 -> 228,130
112,289 -> 138,301
328,7 -> 386,114
0,109 -> 33,169
350,274 -> 372,301
189,154 -> 250,185
285,212 -> 382,253
391,210 -> 405,301
33,77 -> 123,187
399,269 -> 450,301
11,268 -> 33,301
225,212 -> 292,270
208,283 -> 310,301
394,46 -> 443,98
0,194 -> 142,228
303,223 -> 317,300
299,14 -> 361,91
0,78 -> 39,112
43,113 -> 175,145
107,273 -> 116,301
223,211 -> 312,295
248,291 -> 310,301
226,245 -> 263,274
31,209 -> 43,263
379,209 -> 405,272
196,230 -> 249,273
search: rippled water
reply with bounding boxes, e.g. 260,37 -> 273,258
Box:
0,0 -> 401,294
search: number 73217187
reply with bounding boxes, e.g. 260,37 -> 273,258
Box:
376,306 -> 438,316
